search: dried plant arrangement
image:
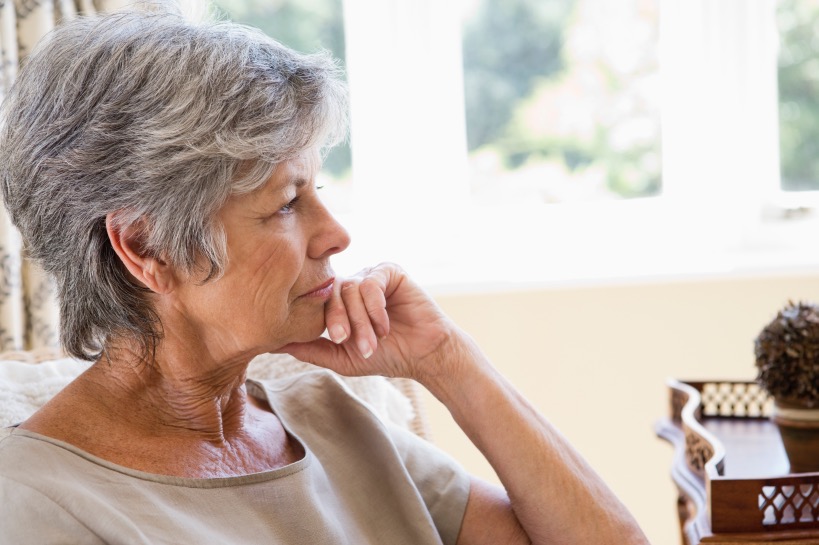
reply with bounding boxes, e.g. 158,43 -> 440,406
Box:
755,300 -> 819,408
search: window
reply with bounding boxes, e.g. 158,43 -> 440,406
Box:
461,0 -> 662,204
212,0 -> 819,288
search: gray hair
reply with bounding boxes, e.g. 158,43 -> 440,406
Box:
0,9 -> 348,361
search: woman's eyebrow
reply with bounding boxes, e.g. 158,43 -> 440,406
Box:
266,176 -> 308,195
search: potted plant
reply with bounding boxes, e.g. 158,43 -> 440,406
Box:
755,300 -> 819,473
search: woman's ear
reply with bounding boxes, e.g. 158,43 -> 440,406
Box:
105,212 -> 175,294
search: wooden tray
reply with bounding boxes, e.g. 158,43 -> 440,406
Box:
656,379 -> 819,544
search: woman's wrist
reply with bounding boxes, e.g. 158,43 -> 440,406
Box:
415,327 -> 495,402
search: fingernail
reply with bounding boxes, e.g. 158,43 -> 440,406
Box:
358,339 -> 373,359
330,325 -> 347,344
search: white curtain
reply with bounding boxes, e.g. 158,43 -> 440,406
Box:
0,0 -> 129,352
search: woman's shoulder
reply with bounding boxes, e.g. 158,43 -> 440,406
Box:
250,369 -> 398,441
250,368 -> 367,415
0,425 -> 69,489
0,427 -> 19,466
249,363 -> 418,437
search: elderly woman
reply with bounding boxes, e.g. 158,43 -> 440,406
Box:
0,8 -> 648,545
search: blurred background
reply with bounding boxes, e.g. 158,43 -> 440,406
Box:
219,0 -> 819,542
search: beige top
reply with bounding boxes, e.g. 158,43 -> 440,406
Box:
0,371 -> 470,545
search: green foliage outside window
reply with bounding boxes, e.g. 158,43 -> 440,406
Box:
461,0 -> 662,200
461,2 -> 569,152
778,0 -> 819,191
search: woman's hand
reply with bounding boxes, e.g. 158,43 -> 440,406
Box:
281,263 -> 651,545
279,262 -> 460,382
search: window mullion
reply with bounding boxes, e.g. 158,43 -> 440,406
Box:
342,0 -> 470,218
660,0 -> 778,244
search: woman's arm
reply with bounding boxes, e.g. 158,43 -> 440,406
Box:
425,331 -> 649,544
281,263 -> 650,545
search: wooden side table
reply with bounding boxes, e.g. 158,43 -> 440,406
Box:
656,379 -> 819,544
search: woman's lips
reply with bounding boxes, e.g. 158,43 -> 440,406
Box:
301,278 -> 334,299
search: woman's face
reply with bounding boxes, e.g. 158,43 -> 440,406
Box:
171,151 -> 350,360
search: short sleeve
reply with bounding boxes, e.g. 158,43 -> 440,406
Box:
384,423 -> 471,545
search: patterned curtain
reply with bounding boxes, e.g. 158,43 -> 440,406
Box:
0,0 -> 129,351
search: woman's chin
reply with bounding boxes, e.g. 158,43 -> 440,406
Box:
284,320 -> 328,346
261,315 -> 328,353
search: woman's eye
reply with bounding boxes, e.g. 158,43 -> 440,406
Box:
278,196 -> 300,214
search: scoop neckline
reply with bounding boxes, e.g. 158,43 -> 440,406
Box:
6,379 -> 312,489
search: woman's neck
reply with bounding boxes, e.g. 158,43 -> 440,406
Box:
20,337 -> 302,478
88,340 -> 257,444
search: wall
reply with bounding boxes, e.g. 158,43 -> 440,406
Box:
424,272 -> 819,544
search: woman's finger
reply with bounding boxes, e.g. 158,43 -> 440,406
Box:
325,279 -> 350,344
360,275 -> 389,339
341,280 -> 378,358
278,338 -> 350,373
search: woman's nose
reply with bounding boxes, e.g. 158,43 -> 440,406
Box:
309,203 -> 351,260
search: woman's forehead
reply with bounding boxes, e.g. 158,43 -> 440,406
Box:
267,151 -> 320,192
